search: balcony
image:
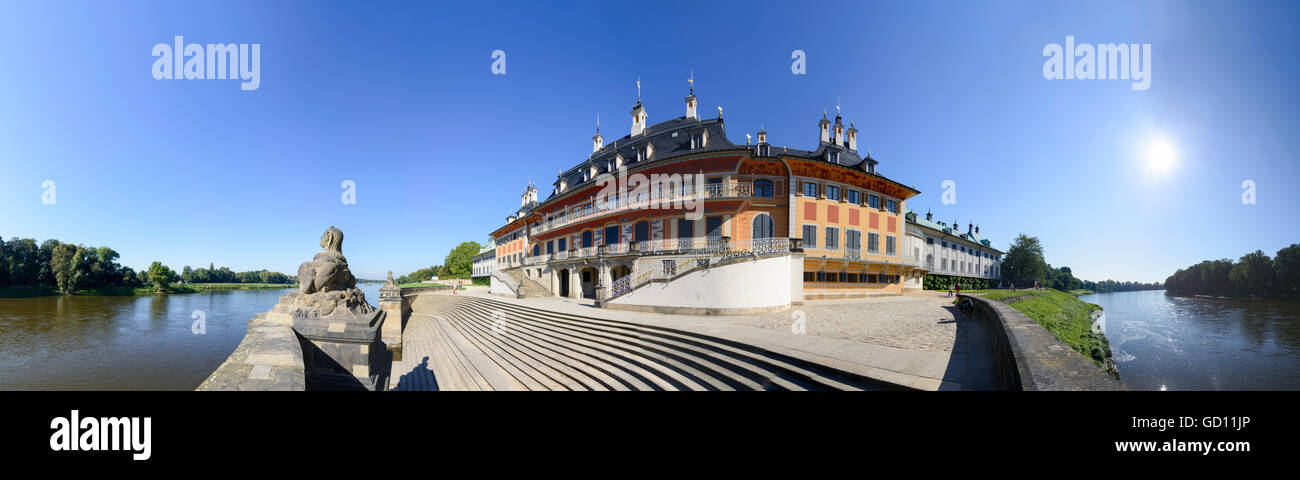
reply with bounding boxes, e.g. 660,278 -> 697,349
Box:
532,182 -> 752,235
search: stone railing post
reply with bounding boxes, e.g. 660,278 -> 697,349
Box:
379,274 -> 403,349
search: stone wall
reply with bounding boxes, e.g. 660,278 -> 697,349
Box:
959,294 -> 1125,391
197,313 -> 306,391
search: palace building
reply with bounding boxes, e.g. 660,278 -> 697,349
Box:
486,82 -> 934,314
907,210 -> 1003,283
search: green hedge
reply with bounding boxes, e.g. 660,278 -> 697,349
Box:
923,274 -> 992,291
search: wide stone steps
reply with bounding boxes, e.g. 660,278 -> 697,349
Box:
399,295 -> 896,391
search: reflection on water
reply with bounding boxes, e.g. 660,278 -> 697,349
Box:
0,284 -> 381,390
1081,290 -> 1300,391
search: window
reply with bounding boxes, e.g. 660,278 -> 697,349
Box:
634,221 -> 650,242
886,199 -> 899,214
706,216 -> 724,241
752,213 -> 774,239
825,227 -> 840,250
827,150 -> 839,163
691,133 -> 705,149
942,259 -> 947,270
558,238 -> 567,251
846,273 -> 859,283
867,274 -> 879,284
754,179 -> 774,197
604,226 -> 620,245
802,224 -> 818,249
886,236 -> 897,256
825,272 -> 839,283
868,195 -> 879,209
926,238 -> 934,245
846,229 -> 862,251
847,190 -> 859,204
826,185 -> 840,201
803,271 -> 816,282
582,231 -> 593,248
677,218 -> 694,239
532,244 -> 540,257
802,182 -> 818,197
867,232 -> 880,253
756,144 -> 770,156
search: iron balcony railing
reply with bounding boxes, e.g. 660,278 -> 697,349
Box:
532,182 -> 752,235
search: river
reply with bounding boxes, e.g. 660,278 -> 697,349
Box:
1080,290 -> 1300,390
0,284 -> 382,390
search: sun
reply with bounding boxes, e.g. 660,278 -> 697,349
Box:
1144,138 -> 1178,175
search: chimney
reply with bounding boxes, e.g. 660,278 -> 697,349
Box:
684,74 -> 697,120
757,126 -> 767,144
975,225 -> 980,234
818,111 -> 830,143
968,223 -> 973,233
631,78 -> 647,136
833,112 -> 844,146
631,102 -> 647,136
846,121 -> 858,151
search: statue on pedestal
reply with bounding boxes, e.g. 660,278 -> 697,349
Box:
278,226 -> 374,318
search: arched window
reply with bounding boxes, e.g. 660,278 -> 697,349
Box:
754,179 -> 774,197
582,231 -> 593,248
752,213 -> 773,239
634,221 -> 650,243
532,244 -> 540,257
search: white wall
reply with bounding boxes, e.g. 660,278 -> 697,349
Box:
610,255 -> 792,310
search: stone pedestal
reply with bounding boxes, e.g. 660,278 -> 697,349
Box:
378,280 -> 404,348
293,309 -> 387,391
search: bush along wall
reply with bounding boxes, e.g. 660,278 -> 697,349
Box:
923,274 -> 992,291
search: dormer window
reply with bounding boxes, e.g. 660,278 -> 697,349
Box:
756,144 -> 770,156
827,150 -> 839,163
690,131 -> 707,149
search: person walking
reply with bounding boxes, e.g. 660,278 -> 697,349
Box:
955,282 -> 962,296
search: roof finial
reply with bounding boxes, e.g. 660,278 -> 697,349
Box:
717,105 -> 723,118
596,113 -> 600,133
636,77 -> 641,102
836,97 -> 841,115
688,69 -> 694,95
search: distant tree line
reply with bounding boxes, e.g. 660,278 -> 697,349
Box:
396,241 -> 483,284
180,263 -> 294,285
999,234 -> 1163,292
1,236 -> 293,294
1165,244 -> 1300,297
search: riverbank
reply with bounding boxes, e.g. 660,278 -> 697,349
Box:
974,289 -> 1118,377
0,283 -> 297,298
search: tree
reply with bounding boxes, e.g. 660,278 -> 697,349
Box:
50,243 -> 83,293
1229,250 -> 1274,293
1273,243 -> 1300,295
147,261 -> 176,292
442,241 -> 483,279
1000,234 -> 1046,288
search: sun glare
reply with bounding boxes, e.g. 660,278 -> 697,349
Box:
1144,138 -> 1178,175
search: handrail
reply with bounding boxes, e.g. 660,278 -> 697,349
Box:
534,182 -> 752,235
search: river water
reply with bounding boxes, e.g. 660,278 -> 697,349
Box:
1080,290 -> 1300,391
0,284 -> 381,390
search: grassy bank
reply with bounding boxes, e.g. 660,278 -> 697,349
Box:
0,283 -> 297,298
976,288 -> 1117,377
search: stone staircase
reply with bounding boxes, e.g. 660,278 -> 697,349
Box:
392,294 -> 901,391
503,267 -> 552,298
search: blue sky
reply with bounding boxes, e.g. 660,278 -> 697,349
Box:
1,0 -> 1297,282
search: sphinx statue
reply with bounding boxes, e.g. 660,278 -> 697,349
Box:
274,226 -> 374,319
298,226 -> 356,294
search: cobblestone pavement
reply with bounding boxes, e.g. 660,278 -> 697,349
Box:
734,291 -> 969,353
